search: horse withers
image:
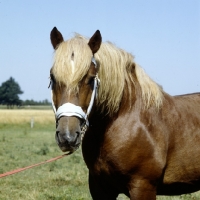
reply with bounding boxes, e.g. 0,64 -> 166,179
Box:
49,27 -> 200,200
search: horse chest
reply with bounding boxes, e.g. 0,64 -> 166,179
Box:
82,140 -> 116,175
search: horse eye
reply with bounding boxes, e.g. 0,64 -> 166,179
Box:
85,76 -> 94,86
88,77 -> 94,85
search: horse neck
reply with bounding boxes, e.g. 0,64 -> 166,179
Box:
119,81 -> 139,114
89,80 -> 139,126
82,81 -> 139,168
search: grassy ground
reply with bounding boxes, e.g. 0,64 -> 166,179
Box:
0,123 -> 92,200
0,109 -> 200,199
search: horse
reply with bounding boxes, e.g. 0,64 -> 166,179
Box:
49,27 -> 200,200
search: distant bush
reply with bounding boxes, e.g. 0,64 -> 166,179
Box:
22,99 -> 51,106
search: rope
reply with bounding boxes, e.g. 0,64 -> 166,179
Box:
0,153 -> 71,178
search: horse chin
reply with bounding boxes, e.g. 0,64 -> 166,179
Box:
59,144 -> 80,153
56,136 -> 81,153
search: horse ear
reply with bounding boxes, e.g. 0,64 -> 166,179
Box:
50,27 -> 64,49
88,30 -> 102,54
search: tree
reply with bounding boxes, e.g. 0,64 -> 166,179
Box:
0,77 -> 23,108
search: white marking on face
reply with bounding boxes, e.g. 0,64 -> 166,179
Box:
65,126 -> 70,140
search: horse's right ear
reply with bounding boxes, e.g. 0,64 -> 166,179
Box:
50,27 -> 64,49
88,30 -> 102,54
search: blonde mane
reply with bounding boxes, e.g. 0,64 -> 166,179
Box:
52,34 -> 163,115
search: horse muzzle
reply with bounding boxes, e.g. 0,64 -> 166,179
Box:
55,116 -> 82,152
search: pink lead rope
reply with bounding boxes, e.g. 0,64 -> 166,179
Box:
0,153 -> 71,178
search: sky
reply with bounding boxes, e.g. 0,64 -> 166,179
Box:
0,0 -> 199,101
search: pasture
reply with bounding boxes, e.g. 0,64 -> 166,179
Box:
0,108 -> 200,199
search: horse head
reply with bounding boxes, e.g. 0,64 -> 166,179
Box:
50,27 -> 102,153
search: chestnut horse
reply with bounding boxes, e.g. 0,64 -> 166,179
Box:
49,27 -> 200,199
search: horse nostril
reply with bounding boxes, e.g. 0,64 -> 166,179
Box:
56,131 -> 59,137
76,131 -> 80,137
55,131 -> 60,143
74,132 -> 81,145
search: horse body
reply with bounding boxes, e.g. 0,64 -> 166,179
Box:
49,27 -> 200,199
82,92 -> 200,198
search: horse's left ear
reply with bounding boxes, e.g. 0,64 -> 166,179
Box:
88,30 -> 102,54
50,27 -> 64,49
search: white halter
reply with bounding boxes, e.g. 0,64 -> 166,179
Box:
49,57 -> 100,133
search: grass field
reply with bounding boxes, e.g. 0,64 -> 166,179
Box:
0,109 -> 200,199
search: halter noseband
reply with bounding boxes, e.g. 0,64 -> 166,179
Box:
49,56 -> 100,137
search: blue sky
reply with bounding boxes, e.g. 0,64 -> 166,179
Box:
0,0 -> 199,101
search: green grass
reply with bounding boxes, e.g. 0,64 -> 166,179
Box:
0,123 -> 200,199
0,124 -> 91,200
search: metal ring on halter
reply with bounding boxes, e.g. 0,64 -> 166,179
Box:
92,57 -> 97,66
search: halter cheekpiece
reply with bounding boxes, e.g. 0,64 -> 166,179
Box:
49,56 -> 100,138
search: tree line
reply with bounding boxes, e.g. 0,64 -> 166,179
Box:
0,77 -> 50,108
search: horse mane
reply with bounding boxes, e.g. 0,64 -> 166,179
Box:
52,34 -> 163,115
